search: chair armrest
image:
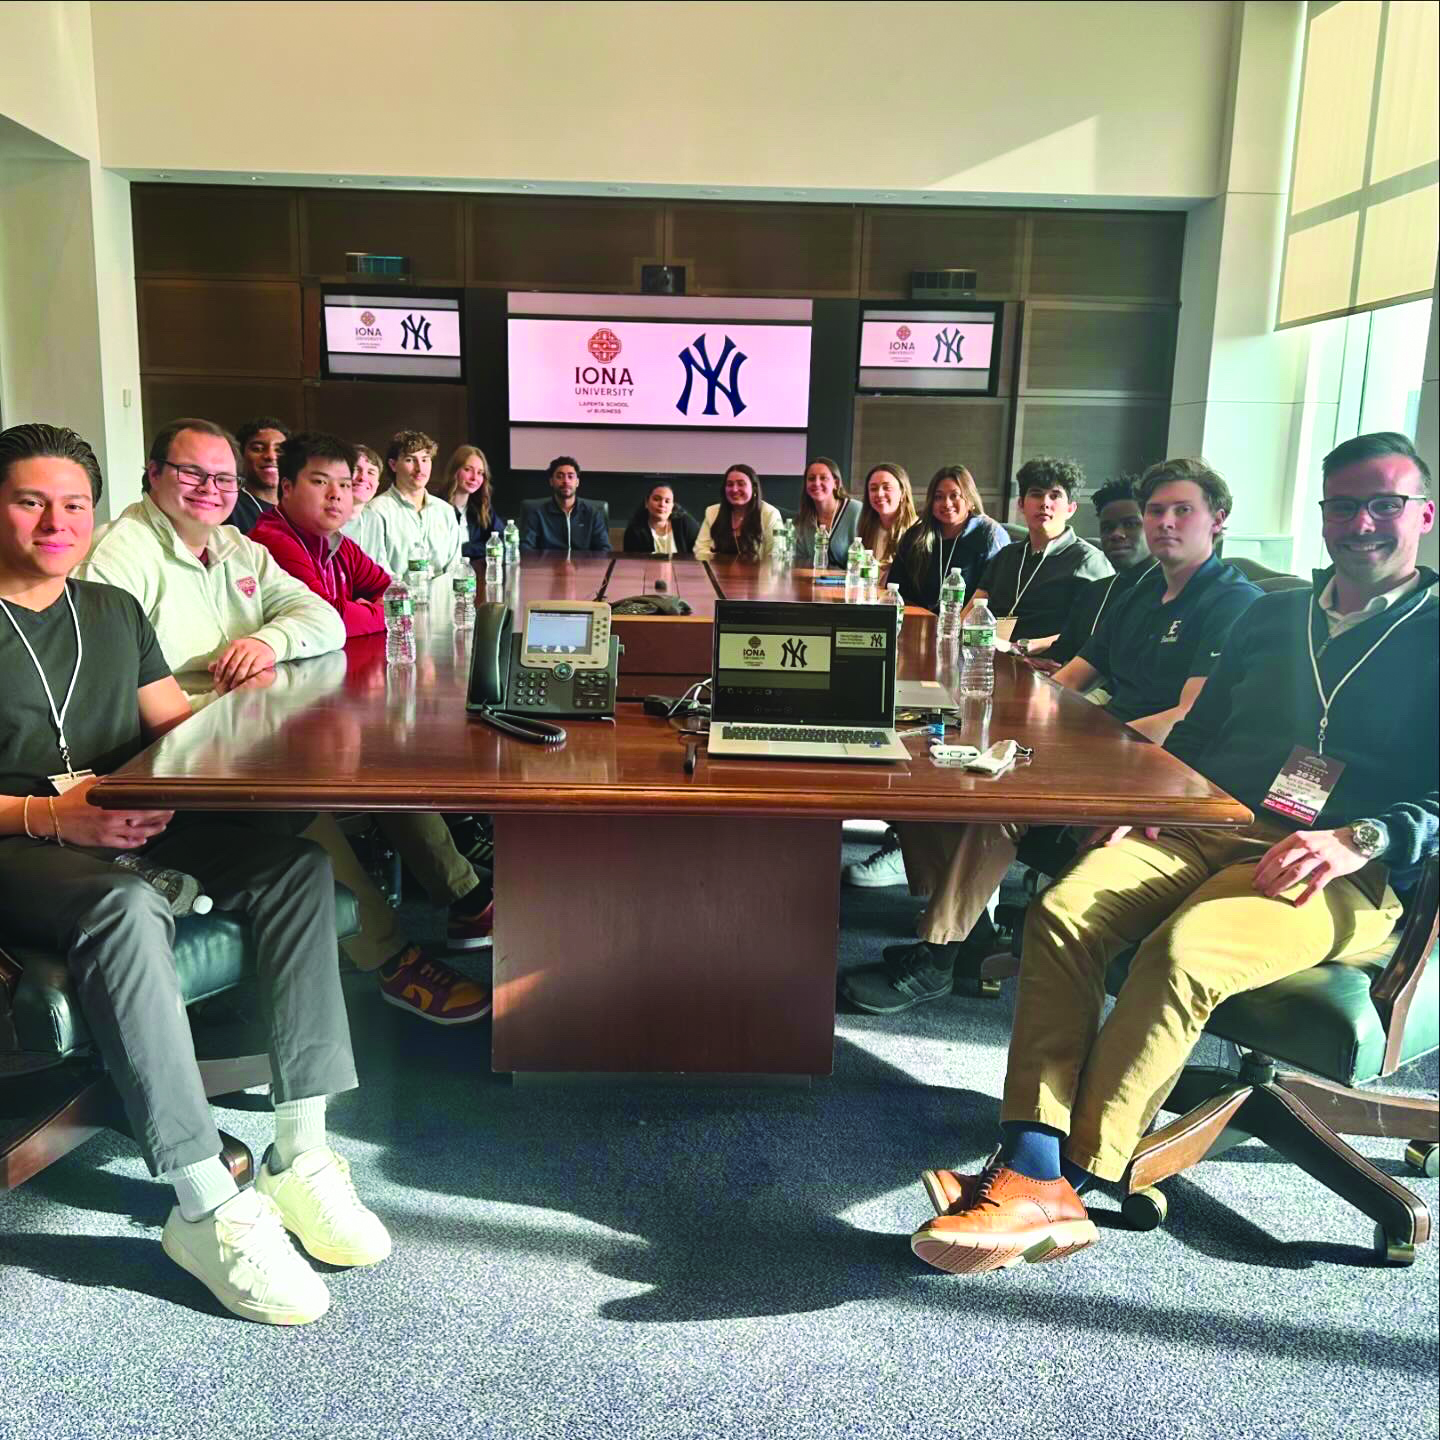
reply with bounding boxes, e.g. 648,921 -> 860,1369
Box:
1372,858 -> 1439,1074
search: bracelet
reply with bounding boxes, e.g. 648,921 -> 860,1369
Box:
47,795 -> 65,848
22,795 -> 37,840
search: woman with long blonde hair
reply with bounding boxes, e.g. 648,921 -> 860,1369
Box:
433,444 -> 505,558
857,462 -> 919,566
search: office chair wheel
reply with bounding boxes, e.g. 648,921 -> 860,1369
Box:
1373,1223 -> 1417,1267
1403,1141 -> 1438,1179
1121,1185 -> 1168,1232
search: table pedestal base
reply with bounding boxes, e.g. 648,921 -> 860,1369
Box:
492,815 -> 840,1076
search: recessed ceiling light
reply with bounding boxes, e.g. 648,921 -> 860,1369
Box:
248,174 -> 265,181
333,178 -> 350,185
521,183 -> 536,191
155,172 -> 170,180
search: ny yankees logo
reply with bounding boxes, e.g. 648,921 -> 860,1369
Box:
400,313 -> 433,352
780,638 -> 808,668
932,327 -> 964,364
677,334 -> 748,417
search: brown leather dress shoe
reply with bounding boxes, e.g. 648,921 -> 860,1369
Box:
920,1144 -> 1001,1214
911,1165 -> 1098,1276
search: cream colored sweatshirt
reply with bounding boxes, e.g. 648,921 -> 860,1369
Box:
78,496 -> 347,700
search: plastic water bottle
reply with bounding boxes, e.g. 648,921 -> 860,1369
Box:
384,575 -> 416,665
860,548 -> 879,600
484,532 -> 503,590
813,523 -> 831,571
113,854 -> 212,917
406,550 -> 430,608
503,519 -> 521,569
960,596 -> 997,698
885,581 -> 905,637
937,567 -> 967,645
452,571 -> 476,630
845,537 -> 864,588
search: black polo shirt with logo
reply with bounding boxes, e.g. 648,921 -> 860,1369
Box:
1079,554 -> 1262,723
976,528 -> 1112,642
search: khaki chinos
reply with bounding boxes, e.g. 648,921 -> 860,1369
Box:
1002,822 -> 1401,1181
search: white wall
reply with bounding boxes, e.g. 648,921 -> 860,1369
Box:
90,0 -> 1234,201
0,1 -> 143,516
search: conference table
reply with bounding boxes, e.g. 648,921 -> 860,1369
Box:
95,554 -> 1251,1078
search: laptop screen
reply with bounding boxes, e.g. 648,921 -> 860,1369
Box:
711,601 -> 898,725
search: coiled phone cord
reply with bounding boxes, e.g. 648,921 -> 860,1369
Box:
473,705 -> 568,746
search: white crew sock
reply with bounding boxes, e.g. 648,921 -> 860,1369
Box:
272,1095 -> 327,1172
166,1155 -> 240,1222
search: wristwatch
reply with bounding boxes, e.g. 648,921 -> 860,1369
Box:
1347,818 -> 1389,860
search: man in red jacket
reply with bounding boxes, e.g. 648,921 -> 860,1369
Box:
250,435 -> 393,635
251,432 -> 496,1025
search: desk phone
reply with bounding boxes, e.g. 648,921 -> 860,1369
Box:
468,601 -> 619,730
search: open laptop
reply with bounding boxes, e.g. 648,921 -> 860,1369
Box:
707,600 -> 909,762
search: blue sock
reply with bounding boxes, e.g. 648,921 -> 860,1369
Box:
1000,1122 -> 1063,1182
1060,1156 -> 1094,1194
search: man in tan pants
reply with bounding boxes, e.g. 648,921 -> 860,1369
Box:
911,431 -> 1437,1277
844,460 -> 1260,1014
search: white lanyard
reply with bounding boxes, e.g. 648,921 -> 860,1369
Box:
937,530 -> 963,591
1305,590 -> 1426,754
1008,546 -> 1048,617
1090,560 -> 1158,636
0,582 -> 84,773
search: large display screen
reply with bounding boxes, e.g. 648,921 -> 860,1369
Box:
857,305 -> 1003,395
508,318 -> 812,429
322,291 -> 463,380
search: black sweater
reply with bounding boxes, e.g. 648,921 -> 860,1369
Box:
622,508 -> 701,556
893,516 -> 1010,612
1167,568 -> 1438,883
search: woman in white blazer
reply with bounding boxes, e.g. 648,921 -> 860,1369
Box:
693,463 -> 782,562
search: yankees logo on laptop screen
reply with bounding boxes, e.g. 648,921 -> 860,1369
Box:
711,601 -> 897,726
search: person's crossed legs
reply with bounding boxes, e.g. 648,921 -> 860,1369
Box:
912,823 -> 1401,1276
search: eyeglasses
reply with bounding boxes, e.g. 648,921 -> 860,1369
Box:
1318,494 -> 1428,523
162,461 -> 240,493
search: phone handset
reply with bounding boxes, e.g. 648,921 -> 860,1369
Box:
466,603 -> 567,746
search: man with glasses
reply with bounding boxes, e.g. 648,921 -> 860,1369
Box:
230,417 -> 291,535
910,431 -> 1437,1279
79,417 -> 343,700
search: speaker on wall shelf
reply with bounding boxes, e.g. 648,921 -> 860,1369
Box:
641,265 -> 686,295
910,268 -> 977,299
346,252 -> 412,281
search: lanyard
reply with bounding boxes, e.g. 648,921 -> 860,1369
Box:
937,530 -> 963,591
1008,542 -> 1054,616
1090,560 -> 1158,637
0,582 -> 84,773
1305,590 -> 1426,753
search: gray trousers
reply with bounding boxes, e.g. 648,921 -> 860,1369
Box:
0,819 -> 357,1175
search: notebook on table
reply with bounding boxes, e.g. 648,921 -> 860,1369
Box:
707,600 -> 909,762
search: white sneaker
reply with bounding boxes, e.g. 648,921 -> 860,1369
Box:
162,1189 -> 330,1325
256,1145 -> 393,1268
843,835 -> 906,888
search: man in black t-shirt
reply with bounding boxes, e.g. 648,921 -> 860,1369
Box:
967,457 -> 1111,651
229,416 -> 290,534
1046,477 -> 1154,669
0,423 -> 387,1326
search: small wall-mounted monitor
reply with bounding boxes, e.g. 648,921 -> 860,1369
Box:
321,289 -> 464,381
857,304 -> 1003,396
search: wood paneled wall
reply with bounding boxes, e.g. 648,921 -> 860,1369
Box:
132,186 -> 1183,512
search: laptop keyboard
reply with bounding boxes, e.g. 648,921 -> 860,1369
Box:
721,725 -> 885,744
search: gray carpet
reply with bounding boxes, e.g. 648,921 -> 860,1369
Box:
2,830 -> 1437,1440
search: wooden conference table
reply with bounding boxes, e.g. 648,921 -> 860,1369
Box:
96,554 -> 1250,1078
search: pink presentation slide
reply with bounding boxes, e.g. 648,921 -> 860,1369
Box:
858,319 -> 994,370
508,319 -> 812,428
